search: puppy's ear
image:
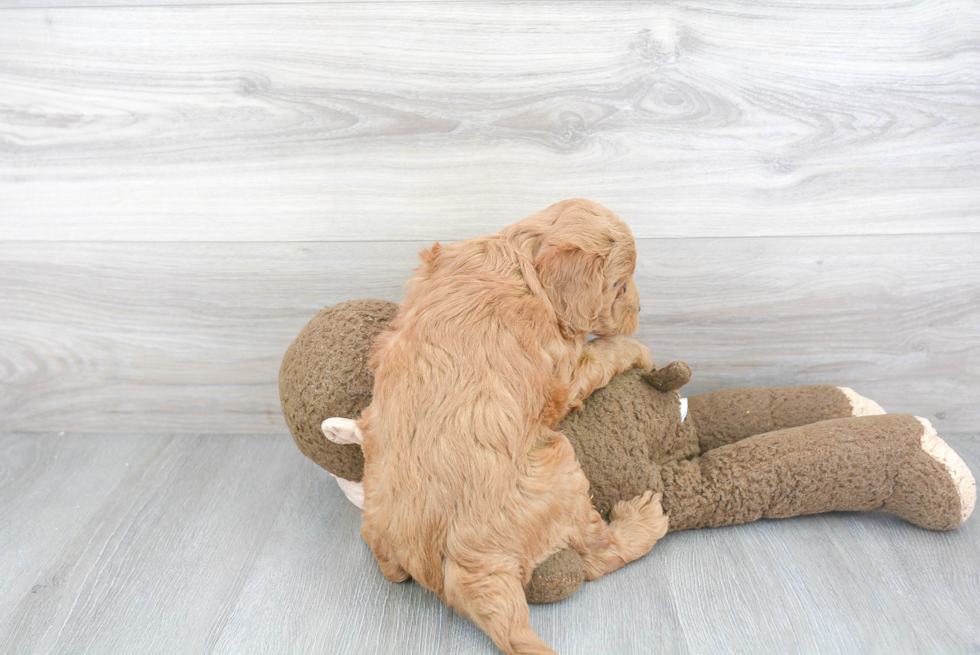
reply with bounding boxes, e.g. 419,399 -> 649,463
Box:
535,243 -> 604,338
414,241 -> 443,279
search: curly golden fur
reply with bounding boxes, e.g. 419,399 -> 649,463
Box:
358,199 -> 669,655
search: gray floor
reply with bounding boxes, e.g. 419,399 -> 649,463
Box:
1,431 -> 978,654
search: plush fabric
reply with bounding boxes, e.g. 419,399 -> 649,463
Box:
279,299 -> 396,482
280,299 -> 974,603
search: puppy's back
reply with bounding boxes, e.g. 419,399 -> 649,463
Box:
360,235 -> 559,590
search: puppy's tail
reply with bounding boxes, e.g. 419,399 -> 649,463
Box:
442,559 -> 557,655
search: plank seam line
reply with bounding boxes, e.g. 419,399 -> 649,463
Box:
2,232 -> 978,245
2,1 -> 479,11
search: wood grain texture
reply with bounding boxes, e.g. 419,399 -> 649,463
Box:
1,432 -> 977,654
4,0 -> 480,6
0,433 -> 301,654
0,433 -> 155,623
1,3 -> 977,653
1,1 -> 978,241
0,240 -> 413,434
2,234 -> 977,435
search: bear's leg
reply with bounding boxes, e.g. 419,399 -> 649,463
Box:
688,385 -> 884,452
661,414 -> 975,532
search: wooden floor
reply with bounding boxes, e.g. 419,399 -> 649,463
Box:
2,0 -> 979,653
1,431 -> 978,655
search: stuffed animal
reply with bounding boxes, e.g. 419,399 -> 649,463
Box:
280,299 -> 976,604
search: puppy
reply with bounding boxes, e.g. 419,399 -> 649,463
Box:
358,199 -> 668,655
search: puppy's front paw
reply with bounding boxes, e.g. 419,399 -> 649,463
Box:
631,341 -> 653,370
331,474 -> 365,509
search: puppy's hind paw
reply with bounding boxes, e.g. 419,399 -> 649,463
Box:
610,490 -> 654,522
609,491 -> 669,555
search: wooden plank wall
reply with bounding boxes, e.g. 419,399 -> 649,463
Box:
1,1 -> 978,435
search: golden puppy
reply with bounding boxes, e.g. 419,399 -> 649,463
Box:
358,199 -> 668,655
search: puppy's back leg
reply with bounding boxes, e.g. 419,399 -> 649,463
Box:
532,427 -> 668,581
360,520 -> 410,583
442,560 -> 557,655
574,490 -> 668,580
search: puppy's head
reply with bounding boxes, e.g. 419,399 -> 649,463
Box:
526,200 -> 640,339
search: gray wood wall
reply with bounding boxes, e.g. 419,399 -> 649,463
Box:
2,1 -> 978,436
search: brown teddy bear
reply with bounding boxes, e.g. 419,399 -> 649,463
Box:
280,299 -> 976,604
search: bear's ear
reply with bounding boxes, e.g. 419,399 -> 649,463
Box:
642,361 -> 692,392
322,417 -> 364,445
534,242 -> 605,338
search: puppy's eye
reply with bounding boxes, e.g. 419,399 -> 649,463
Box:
616,282 -> 627,298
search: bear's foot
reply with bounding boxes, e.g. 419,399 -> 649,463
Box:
885,417 -> 976,530
838,387 -> 887,417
